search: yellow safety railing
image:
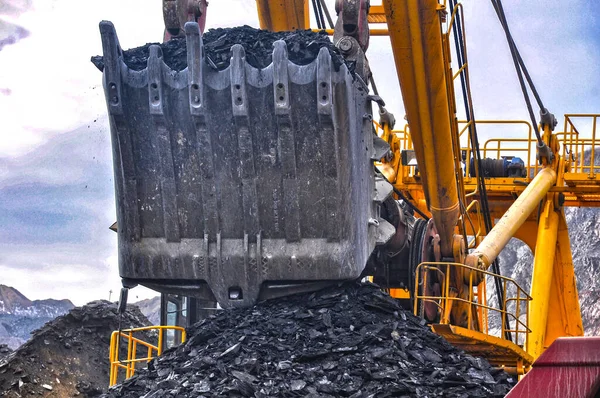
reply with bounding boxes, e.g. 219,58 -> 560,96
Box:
458,120 -> 537,182
559,114 -> 600,177
414,262 -> 531,348
394,119 -> 538,183
109,326 -> 186,387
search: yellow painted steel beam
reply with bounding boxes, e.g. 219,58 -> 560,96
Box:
512,220 -> 538,253
255,0 -> 309,31
540,211 -> 583,352
465,167 -> 557,270
389,288 -> 410,299
383,0 -> 459,257
527,199 -> 559,358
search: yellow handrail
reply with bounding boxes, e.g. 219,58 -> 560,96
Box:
109,326 -> 187,387
559,114 -> 600,176
414,261 -> 531,348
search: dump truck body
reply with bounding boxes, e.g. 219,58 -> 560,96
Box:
507,337 -> 600,397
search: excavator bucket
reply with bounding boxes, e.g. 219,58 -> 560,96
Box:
98,21 -> 393,308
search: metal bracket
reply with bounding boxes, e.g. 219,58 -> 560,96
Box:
335,36 -> 370,81
539,108 -> 557,131
378,107 -> 396,129
537,142 -> 554,163
117,288 -> 128,313
333,0 -> 370,51
163,0 -> 207,39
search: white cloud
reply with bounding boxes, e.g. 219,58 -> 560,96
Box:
458,1 -> 600,122
204,0 -> 259,29
0,0 -> 164,157
0,244 -> 157,306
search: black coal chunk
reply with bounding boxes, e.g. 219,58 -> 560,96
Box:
102,283 -> 516,398
91,25 -> 344,73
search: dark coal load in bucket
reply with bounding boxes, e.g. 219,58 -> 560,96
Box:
91,25 -> 345,73
103,283 -> 515,398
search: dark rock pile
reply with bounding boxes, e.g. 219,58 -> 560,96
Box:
104,283 -> 514,398
0,301 -> 151,397
91,25 -> 344,72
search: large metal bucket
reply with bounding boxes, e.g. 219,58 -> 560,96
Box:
99,21 -> 391,307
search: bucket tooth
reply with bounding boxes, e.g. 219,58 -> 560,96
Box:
185,22 -> 204,114
272,39 -> 301,243
230,45 -> 248,116
316,47 -> 333,114
99,21 -> 123,115
147,45 -> 164,115
272,40 -> 290,114
316,46 -> 341,242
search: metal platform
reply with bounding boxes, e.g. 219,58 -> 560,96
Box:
432,324 -> 534,371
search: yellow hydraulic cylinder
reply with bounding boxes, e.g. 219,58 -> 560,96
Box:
528,200 -> 559,358
255,0 -> 309,31
383,0 -> 460,257
465,167 -> 557,270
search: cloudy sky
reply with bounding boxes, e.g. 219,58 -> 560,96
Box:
0,0 -> 598,305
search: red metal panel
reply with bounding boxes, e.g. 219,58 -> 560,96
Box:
534,337 -> 600,366
507,337 -> 600,398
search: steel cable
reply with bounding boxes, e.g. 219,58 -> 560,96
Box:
490,0 -> 544,145
450,0 -> 512,341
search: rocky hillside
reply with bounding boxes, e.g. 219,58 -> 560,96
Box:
0,285 -> 73,318
133,296 -> 160,325
0,285 -> 74,349
496,207 -> 600,336
0,301 -> 151,397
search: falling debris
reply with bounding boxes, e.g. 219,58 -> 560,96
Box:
103,283 -> 514,397
0,301 -> 150,397
91,25 -> 345,73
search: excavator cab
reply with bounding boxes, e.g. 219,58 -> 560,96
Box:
160,294 -> 216,349
161,294 -> 188,349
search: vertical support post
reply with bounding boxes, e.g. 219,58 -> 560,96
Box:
515,288 -> 521,345
126,331 -> 134,378
591,116 -> 597,178
158,329 -> 164,356
543,210 -> 584,346
528,199 -> 559,358
109,332 -> 118,386
255,0 -> 309,31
